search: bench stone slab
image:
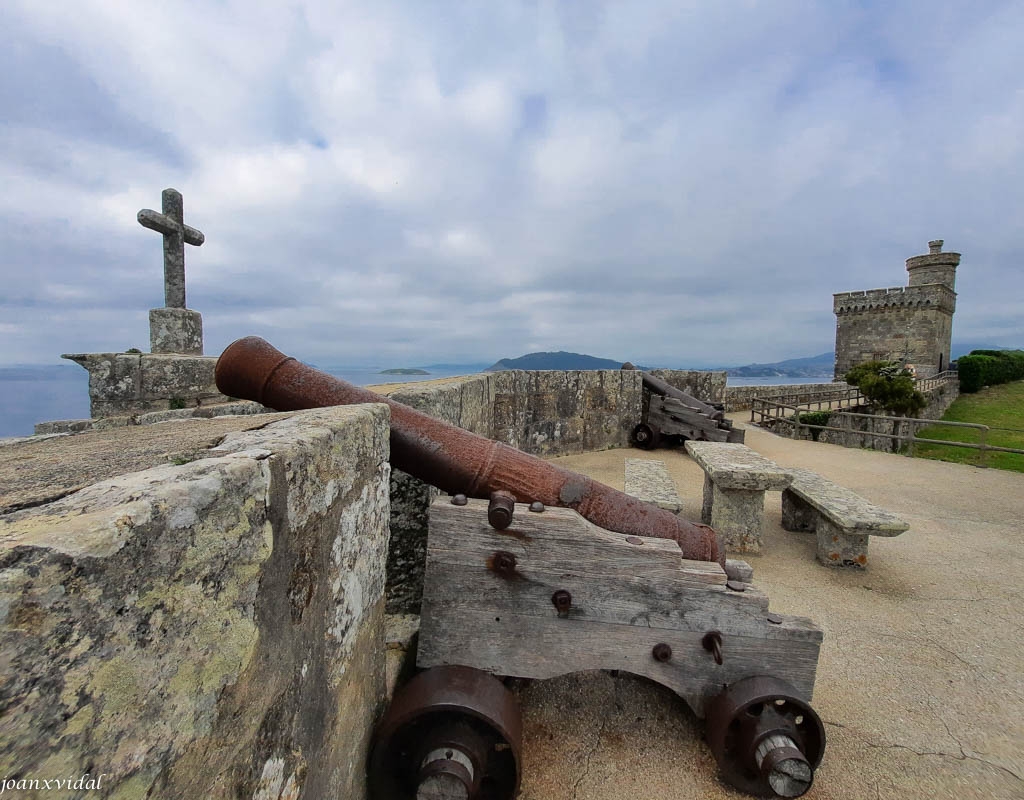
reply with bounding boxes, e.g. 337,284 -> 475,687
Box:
685,442 -> 793,554
781,468 -> 909,568
624,458 -> 682,513
684,441 -> 793,491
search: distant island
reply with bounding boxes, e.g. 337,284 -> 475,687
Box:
380,368 -> 430,375
486,351 -> 625,371
722,352 -> 834,378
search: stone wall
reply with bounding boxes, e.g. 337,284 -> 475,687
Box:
386,369 -> 644,456
0,405 -> 391,799
35,401 -> 268,436
62,352 -> 229,418
723,382 -> 841,412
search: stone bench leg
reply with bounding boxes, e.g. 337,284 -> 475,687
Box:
701,476 -> 766,554
781,489 -> 818,532
815,519 -> 869,568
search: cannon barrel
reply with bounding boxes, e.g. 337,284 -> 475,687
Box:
216,337 -> 721,564
623,364 -> 725,421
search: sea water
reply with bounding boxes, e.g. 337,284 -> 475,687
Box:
0,368 -> 834,439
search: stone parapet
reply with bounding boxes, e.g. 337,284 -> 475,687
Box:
34,401 -> 268,436
0,405 -> 391,799
387,369 -> 644,456
61,352 -> 229,418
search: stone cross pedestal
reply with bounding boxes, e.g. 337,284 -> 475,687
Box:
138,188 -> 205,354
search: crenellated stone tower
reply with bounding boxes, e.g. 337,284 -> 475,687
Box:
833,240 -> 960,379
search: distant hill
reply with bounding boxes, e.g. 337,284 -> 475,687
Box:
951,342 -> 1019,359
723,352 -> 834,378
418,362 -> 492,372
380,368 -> 429,375
486,351 -> 625,371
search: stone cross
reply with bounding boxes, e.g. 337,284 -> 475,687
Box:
138,188 -> 205,309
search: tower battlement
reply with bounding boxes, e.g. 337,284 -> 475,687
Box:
833,284 -> 956,316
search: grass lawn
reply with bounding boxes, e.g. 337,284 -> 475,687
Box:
913,380 -> 1024,472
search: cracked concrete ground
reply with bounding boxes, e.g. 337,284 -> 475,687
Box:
514,419 -> 1023,800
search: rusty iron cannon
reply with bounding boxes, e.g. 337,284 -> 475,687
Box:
216,336 -> 721,564
217,338 -> 826,799
621,362 -> 744,448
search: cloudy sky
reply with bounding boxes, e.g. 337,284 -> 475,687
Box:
2,1 -> 1022,368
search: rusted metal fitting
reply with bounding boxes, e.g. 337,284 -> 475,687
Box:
652,643 -> 672,662
488,490 -> 516,530
551,590 -> 572,614
702,631 -> 723,665
529,501 -> 545,513
369,665 -> 522,800
491,550 -> 517,578
706,676 -> 826,798
451,494 -> 468,506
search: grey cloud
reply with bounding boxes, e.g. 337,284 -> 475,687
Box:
0,1 -> 1021,367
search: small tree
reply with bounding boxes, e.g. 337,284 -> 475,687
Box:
845,360 -> 925,417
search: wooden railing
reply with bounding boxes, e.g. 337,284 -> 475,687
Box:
750,371 -> 958,424
914,370 -> 958,393
749,401 -> 1024,467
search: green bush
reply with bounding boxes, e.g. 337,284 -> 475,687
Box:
168,397 -> 188,410
958,350 -> 1024,393
798,411 -> 832,441
844,360 -> 926,416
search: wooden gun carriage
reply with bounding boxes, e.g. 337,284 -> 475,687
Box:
623,364 -> 745,448
216,339 -> 824,800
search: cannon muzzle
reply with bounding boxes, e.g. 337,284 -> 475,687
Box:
216,336 -> 722,564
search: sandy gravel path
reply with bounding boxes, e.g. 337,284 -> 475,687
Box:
515,418 -> 1024,800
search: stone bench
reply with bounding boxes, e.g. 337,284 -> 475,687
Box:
683,441 -> 792,554
623,457 -> 755,584
781,468 -> 910,568
624,458 -> 682,513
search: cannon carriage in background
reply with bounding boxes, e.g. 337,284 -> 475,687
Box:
623,363 -> 745,448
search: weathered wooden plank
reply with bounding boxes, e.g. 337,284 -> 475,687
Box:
655,395 -> 720,422
649,400 -> 731,441
422,559 -> 824,638
417,606 -> 822,711
429,498 -> 726,587
420,499 -> 824,717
